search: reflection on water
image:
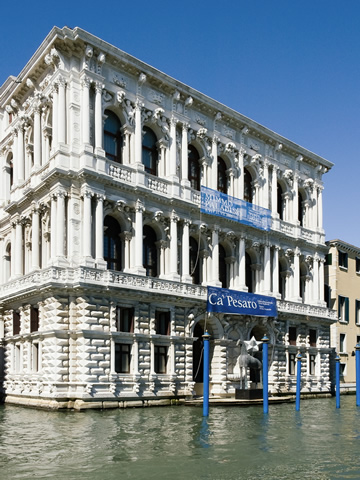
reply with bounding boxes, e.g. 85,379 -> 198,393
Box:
0,396 -> 360,479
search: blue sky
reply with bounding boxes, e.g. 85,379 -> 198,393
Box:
1,0 -> 359,245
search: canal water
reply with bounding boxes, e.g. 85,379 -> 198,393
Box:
1,396 -> 359,480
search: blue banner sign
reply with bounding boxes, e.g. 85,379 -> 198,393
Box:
200,186 -> 272,231
207,286 -> 277,317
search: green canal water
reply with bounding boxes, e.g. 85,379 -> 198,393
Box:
0,396 -> 359,480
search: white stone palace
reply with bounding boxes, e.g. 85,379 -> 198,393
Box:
0,26 -> 337,409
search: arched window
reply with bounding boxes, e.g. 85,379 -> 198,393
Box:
142,127 -> 158,176
217,157 -> 227,194
143,225 -> 157,277
188,145 -> 200,190
244,169 -> 252,203
104,110 -> 123,163
104,216 -> 122,271
189,236 -> 200,284
219,244 -> 228,288
277,183 -> 284,220
245,252 -> 253,293
298,191 -> 304,226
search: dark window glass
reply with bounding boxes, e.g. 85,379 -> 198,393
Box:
142,127 -> 157,175
104,110 -> 123,163
298,191 -> 304,226
245,252 -> 253,293
219,244 -> 227,288
143,225 -> 157,277
217,157 -> 227,194
188,145 -> 200,190
10,159 -> 14,187
277,183 -> 284,219
154,345 -> 168,373
116,307 -> 134,332
289,327 -> 297,346
104,216 -> 122,271
324,284 -> 331,308
155,311 -> 170,335
244,169 -> 252,203
115,343 -> 131,373
325,253 -> 332,266
356,257 -> 360,273
13,311 -> 20,336
189,237 -> 200,285
309,329 -> 317,347
339,251 -> 348,269
30,307 -> 39,333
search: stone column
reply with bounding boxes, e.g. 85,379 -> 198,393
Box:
263,160 -> 270,209
211,136 -> 218,190
158,240 -> 167,278
56,191 -> 66,258
293,173 -> 299,224
292,247 -> 301,302
134,99 -> 143,164
58,76 -> 66,145
181,123 -> 189,183
10,222 -> 16,278
237,148 -> 245,200
272,246 -> 280,297
169,117 -> 178,178
211,226 -> 221,286
181,219 -> 192,283
228,168 -> 235,197
31,205 -> 40,270
50,194 -> 57,262
15,218 -> 23,276
313,253 -> 320,303
33,106 -> 42,169
122,231 -> 132,272
81,76 -> 91,146
271,165 -> 278,215
94,81 -> 104,151
319,257 -> 325,303
95,194 -> 106,268
238,236 -> 246,290
82,190 -> 93,264
17,125 -> 25,183
201,250 -> 210,285
168,211 -> 180,281
133,200 -> 145,275
51,85 -> 58,152
121,125 -> 132,165
317,186 -> 323,229
263,242 -> 271,295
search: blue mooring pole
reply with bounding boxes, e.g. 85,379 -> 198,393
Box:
335,355 -> 340,409
203,332 -> 211,417
295,353 -> 302,411
262,335 -> 269,414
356,344 -> 360,407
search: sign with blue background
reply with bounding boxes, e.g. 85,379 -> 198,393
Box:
201,186 -> 272,231
207,286 -> 277,317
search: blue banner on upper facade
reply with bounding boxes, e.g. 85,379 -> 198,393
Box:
207,286 -> 277,317
200,186 -> 272,231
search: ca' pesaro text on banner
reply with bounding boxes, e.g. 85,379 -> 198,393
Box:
200,186 -> 271,232
207,286 -> 277,317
